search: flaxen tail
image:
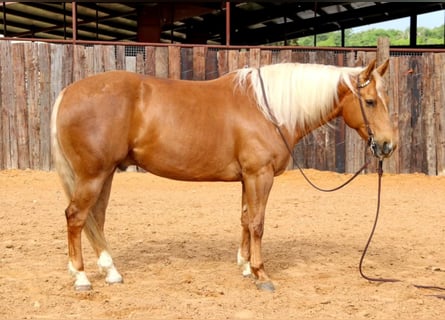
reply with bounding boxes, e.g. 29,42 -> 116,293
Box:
51,90 -> 108,252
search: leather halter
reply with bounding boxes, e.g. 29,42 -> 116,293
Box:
356,76 -> 377,157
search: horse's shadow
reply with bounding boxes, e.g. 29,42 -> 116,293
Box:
110,234 -> 359,276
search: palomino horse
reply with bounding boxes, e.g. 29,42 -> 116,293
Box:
51,59 -> 396,291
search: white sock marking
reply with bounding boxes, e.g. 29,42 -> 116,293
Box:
97,251 -> 123,284
237,248 -> 252,277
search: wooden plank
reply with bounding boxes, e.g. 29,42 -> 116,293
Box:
249,48 -> 261,69
434,53 -> 445,175
397,56 -> 412,173
0,41 -> 16,169
73,45 -> 86,82
103,45 -> 116,72
408,56 -> 423,173
217,49 -> 228,76
237,50 -> 248,69
205,48 -> 218,80
136,52 -> 145,74
365,51 -> 376,65
278,49 -> 292,63
144,46 -> 155,76
62,45 -> 74,87
420,53 -> 435,175
0,42 -> 3,169
84,46 -> 95,78
24,42 -> 41,170
228,50 -> 239,72
50,44 -> 65,102
259,50 -> 272,67
49,44 -> 65,170
13,43 -> 28,168
193,46 -> 206,80
168,46 -> 181,79
155,47 -> 169,78
116,45 -> 126,71
293,50 -> 309,64
93,45 -> 105,74
181,47 -> 193,80
38,42 -> 52,170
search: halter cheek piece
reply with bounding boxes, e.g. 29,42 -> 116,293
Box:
356,76 -> 377,156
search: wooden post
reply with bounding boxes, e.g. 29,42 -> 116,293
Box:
376,37 -> 390,67
434,53 -> 445,175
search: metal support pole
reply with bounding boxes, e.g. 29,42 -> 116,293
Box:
72,1 -> 77,43
409,14 -> 417,47
225,1 -> 230,46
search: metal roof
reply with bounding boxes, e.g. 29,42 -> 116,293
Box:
0,2 -> 444,45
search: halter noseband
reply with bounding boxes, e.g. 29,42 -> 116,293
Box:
356,76 -> 377,156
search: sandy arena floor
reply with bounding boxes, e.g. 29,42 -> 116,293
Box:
0,169 -> 444,319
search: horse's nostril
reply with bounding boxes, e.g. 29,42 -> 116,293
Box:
382,141 -> 392,155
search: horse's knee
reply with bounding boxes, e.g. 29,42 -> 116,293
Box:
249,219 -> 264,238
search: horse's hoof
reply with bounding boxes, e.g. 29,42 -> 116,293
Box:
105,268 -> 123,284
106,277 -> 123,285
256,281 -> 275,292
74,284 -> 92,291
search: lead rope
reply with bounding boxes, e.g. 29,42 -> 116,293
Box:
359,160 -> 445,299
257,68 -> 445,298
358,159 -> 400,283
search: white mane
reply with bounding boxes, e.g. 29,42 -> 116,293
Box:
235,63 -> 364,133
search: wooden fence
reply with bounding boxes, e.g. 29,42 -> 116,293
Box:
0,40 -> 444,175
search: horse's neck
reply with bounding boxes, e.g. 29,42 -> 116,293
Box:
292,93 -> 344,144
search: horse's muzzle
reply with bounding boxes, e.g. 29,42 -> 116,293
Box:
371,140 -> 396,159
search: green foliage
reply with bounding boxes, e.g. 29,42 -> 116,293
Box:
281,25 -> 444,47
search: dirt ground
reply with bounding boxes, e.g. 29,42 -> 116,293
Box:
0,168 -> 444,320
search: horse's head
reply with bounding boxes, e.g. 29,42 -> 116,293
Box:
342,59 -> 397,159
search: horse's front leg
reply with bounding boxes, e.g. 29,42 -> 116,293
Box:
240,167 -> 275,291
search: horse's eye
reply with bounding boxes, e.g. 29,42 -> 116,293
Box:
365,99 -> 376,107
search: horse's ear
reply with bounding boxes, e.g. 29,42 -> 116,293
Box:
360,59 -> 376,83
376,59 -> 389,76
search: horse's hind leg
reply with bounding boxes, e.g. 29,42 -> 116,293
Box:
85,172 -> 123,285
66,174 -> 110,291
238,182 -> 252,277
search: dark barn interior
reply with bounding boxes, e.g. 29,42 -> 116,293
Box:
1,2 -> 444,46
